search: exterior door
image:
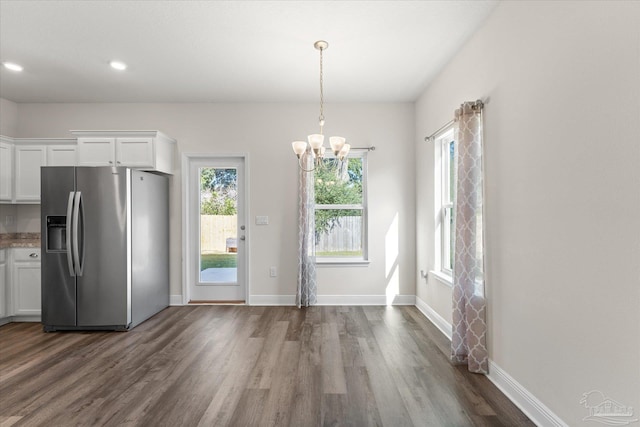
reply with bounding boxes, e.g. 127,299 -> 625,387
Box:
187,156 -> 246,302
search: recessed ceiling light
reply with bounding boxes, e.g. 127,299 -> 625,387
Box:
109,61 -> 127,71
3,62 -> 23,72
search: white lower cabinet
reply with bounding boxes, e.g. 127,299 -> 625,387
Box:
0,250 -> 6,319
10,248 -> 41,318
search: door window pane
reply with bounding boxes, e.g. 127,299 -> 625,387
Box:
199,167 -> 238,283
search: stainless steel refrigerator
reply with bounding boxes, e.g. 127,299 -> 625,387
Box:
40,167 -> 169,331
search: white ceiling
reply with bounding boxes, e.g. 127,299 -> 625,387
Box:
0,1 -> 498,103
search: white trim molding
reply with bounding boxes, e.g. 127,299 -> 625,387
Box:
413,296 -> 567,427
169,295 -> 184,306
318,294 -> 415,306
249,295 -> 296,306
229,294 -> 417,306
415,295 -> 453,340
487,361 -> 568,427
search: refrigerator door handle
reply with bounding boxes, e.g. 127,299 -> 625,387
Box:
66,191 -> 76,277
72,191 -> 84,276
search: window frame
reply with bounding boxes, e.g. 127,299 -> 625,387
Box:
436,128 -> 455,279
314,151 -> 369,265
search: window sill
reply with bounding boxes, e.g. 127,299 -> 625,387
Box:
429,270 -> 453,287
316,259 -> 370,267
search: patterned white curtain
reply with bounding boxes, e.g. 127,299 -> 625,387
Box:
296,148 -> 317,307
451,101 -> 488,374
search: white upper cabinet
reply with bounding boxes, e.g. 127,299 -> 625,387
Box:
0,130 -> 174,204
47,145 -> 77,166
73,131 -> 175,174
76,137 -> 116,166
15,145 -> 46,202
0,139 -> 12,202
115,137 -> 155,168
1,137 -> 77,203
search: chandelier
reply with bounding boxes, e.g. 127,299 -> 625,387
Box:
291,40 -> 350,171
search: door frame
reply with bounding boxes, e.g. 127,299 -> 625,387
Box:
181,152 -> 250,305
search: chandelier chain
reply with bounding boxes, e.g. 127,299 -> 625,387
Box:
319,45 -> 324,131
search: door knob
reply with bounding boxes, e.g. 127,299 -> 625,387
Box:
240,225 -> 245,230
240,236 -> 246,241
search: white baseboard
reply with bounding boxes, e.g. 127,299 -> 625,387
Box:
240,294 -> 416,306
317,294 -> 416,305
169,295 -> 184,306
413,296 -> 566,427
415,295 -> 453,340
248,295 -> 296,305
0,315 -> 41,324
487,360 -> 567,427
389,294 -> 416,305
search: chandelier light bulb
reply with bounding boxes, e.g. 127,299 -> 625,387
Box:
329,137 -> 346,155
338,143 -> 351,160
292,141 -> 308,158
308,134 -> 324,150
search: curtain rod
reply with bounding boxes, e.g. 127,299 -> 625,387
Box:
350,146 -> 376,151
424,120 -> 454,142
424,99 -> 484,142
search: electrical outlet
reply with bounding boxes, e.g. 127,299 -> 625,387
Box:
269,266 -> 277,277
5,215 -> 14,226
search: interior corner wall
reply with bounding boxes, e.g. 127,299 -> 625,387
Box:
0,97 -> 18,136
415,1 -> 640,425
15,102 -> 416,303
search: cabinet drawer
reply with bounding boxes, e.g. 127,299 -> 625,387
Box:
13,248 -> 41,262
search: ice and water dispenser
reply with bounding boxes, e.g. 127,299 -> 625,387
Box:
46,216 -> 66,252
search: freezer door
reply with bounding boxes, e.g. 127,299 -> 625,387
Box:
75,167 -> 130,327
131,170 -> 169,326
41,167 -> 77,327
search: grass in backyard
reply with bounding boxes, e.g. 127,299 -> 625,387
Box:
201,253 -> 237,270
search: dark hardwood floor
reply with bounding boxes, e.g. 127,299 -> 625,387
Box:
0,306 -> 534,426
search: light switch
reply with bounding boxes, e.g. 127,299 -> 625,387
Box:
256,216 -> 269,225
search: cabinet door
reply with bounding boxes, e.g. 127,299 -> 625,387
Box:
48,145 -> 77,166
0,250 -> 6,318
77,138 -> 115,166
13,261 -> 41,316
15,146 -> 46,202
13,249 -> 41,317
0,142 -> 12,201
116,137 -> 154,168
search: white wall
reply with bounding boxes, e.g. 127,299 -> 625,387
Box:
0,97 -> 18,136
1,98 -> 33,236
416,1 -> 640,425
16,102 -> 416,302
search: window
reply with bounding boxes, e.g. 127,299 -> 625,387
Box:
314,152 -> 368,263
437,129 -> 455,277
435,128 -> 484,284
